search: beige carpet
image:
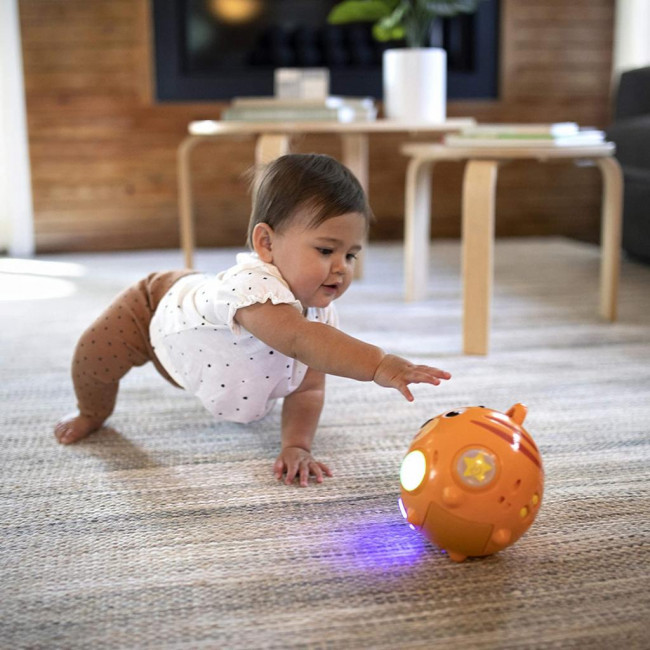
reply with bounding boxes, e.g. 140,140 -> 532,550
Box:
1,238 -> 649,649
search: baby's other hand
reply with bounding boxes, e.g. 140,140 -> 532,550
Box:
373,353 -> 451,402
274,446 -> 333,487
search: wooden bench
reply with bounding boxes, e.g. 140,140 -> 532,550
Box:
401,142 -> 623,354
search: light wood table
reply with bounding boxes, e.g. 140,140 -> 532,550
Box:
401,142 -> 623,355
177,119 -> 475,268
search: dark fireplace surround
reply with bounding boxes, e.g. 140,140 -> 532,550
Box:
152,0 -> 499,102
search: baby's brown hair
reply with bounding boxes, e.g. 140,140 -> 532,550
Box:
247,153 -> 373,247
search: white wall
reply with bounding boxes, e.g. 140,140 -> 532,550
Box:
0,0 -> 34,256
614,0 -> 650,77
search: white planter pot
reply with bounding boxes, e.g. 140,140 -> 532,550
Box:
382,48 -> 447,123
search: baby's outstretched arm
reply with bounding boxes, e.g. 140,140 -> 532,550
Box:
236,302 -> 451,397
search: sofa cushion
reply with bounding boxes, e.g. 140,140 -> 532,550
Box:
607,115 -> 650,168
620,166 -> 650,264
615,66 -> 650,120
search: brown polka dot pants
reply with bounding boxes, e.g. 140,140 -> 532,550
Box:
71,270 -> 195,422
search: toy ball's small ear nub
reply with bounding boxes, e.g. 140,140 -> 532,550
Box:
506,403 -> 527,425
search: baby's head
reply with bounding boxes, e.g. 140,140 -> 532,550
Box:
247,153 -> 373,247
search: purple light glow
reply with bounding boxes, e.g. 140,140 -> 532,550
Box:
323,518 -> 429,572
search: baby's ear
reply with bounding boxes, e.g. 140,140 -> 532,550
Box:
251,223 -> 274,262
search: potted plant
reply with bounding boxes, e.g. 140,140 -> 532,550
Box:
328,0 -> 487,122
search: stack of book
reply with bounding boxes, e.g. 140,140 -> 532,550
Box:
221,96 -> 378,123
444,123 -> 606,147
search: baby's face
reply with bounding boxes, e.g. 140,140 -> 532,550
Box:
267,211 -> 366,309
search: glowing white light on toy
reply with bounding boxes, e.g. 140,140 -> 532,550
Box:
400,450 -> 426,492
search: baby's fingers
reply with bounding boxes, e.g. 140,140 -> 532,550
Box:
273,458 -> 286,481
406,366 -> 451,386
397,384 -> 415,402
299,460 -> 333,487
393,367 -> 451,401
284,462 -> 299,485
275,458 -> 299,484
419,366 -> 451,381
299,461 -> 312,487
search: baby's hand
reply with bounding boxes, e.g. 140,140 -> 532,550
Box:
274,446 -> 333,487
373,353 -> 451,402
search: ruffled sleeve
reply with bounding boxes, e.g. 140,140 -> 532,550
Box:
208,253 -> 302,336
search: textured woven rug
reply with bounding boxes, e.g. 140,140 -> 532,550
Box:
1,239 -> 649,649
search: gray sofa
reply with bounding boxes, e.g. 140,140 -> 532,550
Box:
606,66 -> 650,264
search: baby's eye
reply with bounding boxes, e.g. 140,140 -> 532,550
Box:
316,248 -> 333,256
346,253 -> 358,261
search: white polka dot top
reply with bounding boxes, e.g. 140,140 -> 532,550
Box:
150,252 -> 338,423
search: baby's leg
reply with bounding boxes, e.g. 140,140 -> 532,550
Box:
55,290 -> 150,444
55,270 -> 192,444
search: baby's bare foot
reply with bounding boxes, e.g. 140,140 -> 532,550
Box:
54,413 -> 103,444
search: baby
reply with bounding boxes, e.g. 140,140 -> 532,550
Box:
55,153 -> 451,486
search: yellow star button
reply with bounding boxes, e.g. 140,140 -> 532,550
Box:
463,451 -> 494,483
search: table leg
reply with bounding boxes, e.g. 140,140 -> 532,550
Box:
595,156 -> 623,321
341,134 -> 369,192
341,134 -> 369,279
462,160 -> 498,355
178,136 -> 201,269
404,158 -> 433,301
255,134 -> 292,166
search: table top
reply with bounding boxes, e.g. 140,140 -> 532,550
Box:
401,141 -> 616,159
188,118 -> 476,136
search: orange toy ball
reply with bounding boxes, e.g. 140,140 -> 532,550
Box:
398,404 -> 544,562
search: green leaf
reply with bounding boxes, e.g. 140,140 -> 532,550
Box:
328,0 -> 486,46
372,22 -> 405,42
327,1 -> 393,24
